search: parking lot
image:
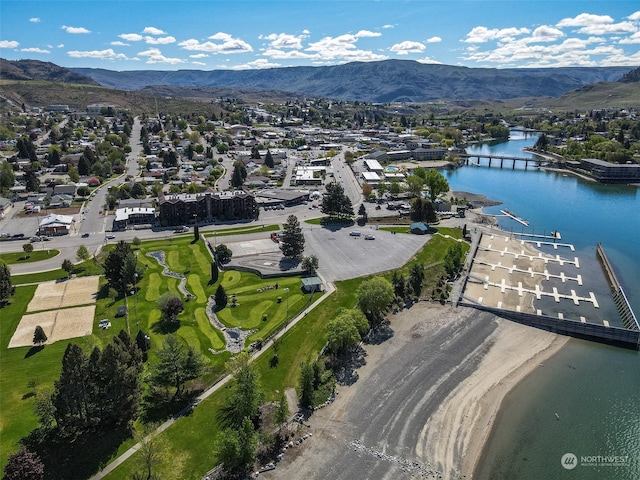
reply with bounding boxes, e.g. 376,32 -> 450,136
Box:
304,224 -> 429,282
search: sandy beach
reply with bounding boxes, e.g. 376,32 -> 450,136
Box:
260,302 -> 568,480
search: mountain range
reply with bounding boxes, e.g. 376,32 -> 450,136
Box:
1,58 -> 637,104
70,60 -> 634,103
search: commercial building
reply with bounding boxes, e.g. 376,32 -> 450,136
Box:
157,189 -> 258,226
576,158 -> 640,183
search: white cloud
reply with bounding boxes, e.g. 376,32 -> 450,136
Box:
262,48 -> 314,60
557,13 -> 613,28
382,24 -> 394,29
575,21 -> 637,35
119,33 -> 143,42
260,33 -> 305,49
230,58 -> 281,70
0,40 -> 19,48
628,11 -> 640,21
111,41 -> 129,46
145,35 -> 176,45
178,33 -> 253,54
68,48 -> 127,59
355,30 -> 381,38
390,41 -> 426,55
189,53 -> 208,58
21,47 -> 50,54
142,27 -> 166,35
192,61 -> 206,66
57,44 -> 64,48
530,25 -> 564,42
416,56 -> 442,64
138,47 -> 184,64
464,26 -> 530,43
61,25 -> 91,34
29,17 -> 40,23
426,36 -> 442,43
620,32 -> 640,44
304,33 -> 387,62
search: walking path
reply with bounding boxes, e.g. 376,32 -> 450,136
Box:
89,278 -> 335,480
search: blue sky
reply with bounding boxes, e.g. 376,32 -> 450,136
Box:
1,0 -> 639,70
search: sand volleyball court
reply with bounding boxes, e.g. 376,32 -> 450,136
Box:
9,276 -> 100,348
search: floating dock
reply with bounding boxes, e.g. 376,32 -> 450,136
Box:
500,209 -> 529,226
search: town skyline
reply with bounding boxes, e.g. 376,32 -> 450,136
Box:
1,1 -> 639,72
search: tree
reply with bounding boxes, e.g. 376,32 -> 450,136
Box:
423,169 -> 449,203
103,240 -> 142,295
405,175 -> 425,198
299,360 -> 315,407
33,325 -> 48,346
157,292 -> 184,325
0,262 -> 15,305
357,277 -> 394,330
230,161 -> 246,188
3,447 -> 44,480
321,181 -> 353,218
408,263 -> 425,298
76,245 -> 90,262
215,418 -> 257,475
301,255 -> 319,274
361,182 -> 373,197
327,315 -> 360,355
132,236 -> 141,247
358,203 -> 367,219
131,424 -> 169,480
61,259 -> 74,277
220,354 -> 263,429
214,244 -> 233,263
391,270 -> 406,299
0,161 -> 15,195
150,335 -> 205,400
264,149 -> 274,168
214,284 -> 228,309
76,185 -> 90,197
281,214 -> 305,258
22,243 -> 33,258
444,242 -> 465,277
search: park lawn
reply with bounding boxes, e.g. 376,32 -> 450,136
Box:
11,258 -> 104,285
0,249 -> 60,265
103,278 -> 359,480
99,230 -> 466,480
0,284 -> 102,472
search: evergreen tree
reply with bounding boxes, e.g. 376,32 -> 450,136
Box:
214,284 -> 228,309
150,335 -> 205,400
220,357 -> 263,429
231,161 -> 246,188
280,215 -> 305,258
103,241 -> 142,295
0,262 -> 15,305
299,360 -> 315,407
264,149 -> 274,168
408,263 -> 425,298
52,343 -> 91,431
33,325 -> 48,346
321,181 -> 353,218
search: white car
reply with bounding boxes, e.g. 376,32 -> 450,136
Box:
364,234 -> 375,240
98,319 -> 111,329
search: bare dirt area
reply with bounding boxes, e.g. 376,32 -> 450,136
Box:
260,302 -> 567,480
27,275 -> 99,312
9,305 -> 95,348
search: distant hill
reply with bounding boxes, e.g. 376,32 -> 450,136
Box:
0,59 -> 99,85
620,66 -> 640,83
70,60 -> 634,102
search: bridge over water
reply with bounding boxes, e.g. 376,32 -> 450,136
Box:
460,153 -> 547,170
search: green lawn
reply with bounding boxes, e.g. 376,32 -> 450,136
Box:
101,232 -> 468,480
0,249 -> 60,265
1,229 -> 468,478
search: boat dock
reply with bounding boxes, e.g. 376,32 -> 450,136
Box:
500,209 -> 529,226
458,232 -> 640,348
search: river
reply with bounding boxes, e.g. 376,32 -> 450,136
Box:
443,132 -> 640,479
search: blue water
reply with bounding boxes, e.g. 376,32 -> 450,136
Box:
444,132 -> 640,480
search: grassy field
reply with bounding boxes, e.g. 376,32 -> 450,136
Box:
0,249 -> 60,265
101,230 -> 467,480
0,234 -> 318,474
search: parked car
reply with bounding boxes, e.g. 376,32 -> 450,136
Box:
365,234 -> 375,240
11,233 -> 24,238
349,231 -> 361,237
105,234 -> 115,240
81,233 -> 90,238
